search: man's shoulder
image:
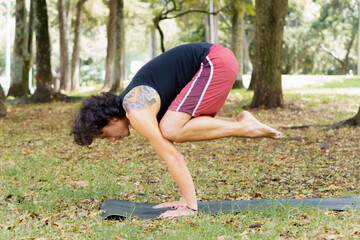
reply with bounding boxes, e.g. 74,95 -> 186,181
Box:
122,85 -> 160,114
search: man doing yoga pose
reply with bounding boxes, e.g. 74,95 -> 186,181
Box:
72,42 -> 280,218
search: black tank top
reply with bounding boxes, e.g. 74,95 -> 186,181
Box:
119,42 -> 212,121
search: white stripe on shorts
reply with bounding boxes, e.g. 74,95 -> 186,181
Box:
176,62 -> 204,112
191,56 -> 214,116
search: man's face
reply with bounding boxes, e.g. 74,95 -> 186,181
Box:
95,118 -> 130,143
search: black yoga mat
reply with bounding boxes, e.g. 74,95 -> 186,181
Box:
100,196 -> 359,220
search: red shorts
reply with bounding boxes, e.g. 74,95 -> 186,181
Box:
168,44 -> 238,117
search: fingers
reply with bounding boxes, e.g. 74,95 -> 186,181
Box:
159,210 -> 179,219
159,211 -> 176,219
159,208 -> 197,219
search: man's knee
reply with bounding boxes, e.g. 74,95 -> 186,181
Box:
160,111 -> 192,142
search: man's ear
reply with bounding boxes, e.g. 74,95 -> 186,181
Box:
108,118 -> 119,125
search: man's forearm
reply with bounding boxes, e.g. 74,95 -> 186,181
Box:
148,135 -> 197,210
127,110 -> 198,211
164,154 -> 198,210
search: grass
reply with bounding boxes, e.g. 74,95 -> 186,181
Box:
1,83 -> 360,239
314,77 -> 360,89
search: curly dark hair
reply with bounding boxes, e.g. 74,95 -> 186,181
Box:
72,92 -> 125,146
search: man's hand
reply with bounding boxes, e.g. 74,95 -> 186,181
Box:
153,200 -> 187,209
159,206 -> 197,219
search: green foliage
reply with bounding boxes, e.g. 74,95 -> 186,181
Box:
283,0 -> 321,74
175,1 -> 207,43
4,0 -> 360,90
283,0 -> 359,74
0,50 -> 4,76
82,0 -> 109,31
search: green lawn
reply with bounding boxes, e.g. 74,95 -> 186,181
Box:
314,77 -> 360,89
0,86 -> 359,239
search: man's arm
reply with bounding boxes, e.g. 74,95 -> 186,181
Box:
123,86 -> 198,218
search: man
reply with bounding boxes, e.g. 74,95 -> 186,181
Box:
72,42 -> 280,218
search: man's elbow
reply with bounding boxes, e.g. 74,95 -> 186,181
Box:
165,153 -> 186,166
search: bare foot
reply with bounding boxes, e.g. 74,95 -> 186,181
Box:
236,111 -> 281,138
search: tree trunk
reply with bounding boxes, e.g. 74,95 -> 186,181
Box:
333,106 -> 360,128
149,27 -> 157,59
250,0 -> 288,108
32,0 -> 53,102
102,0 -> 117,92
342,29 -> 356,74
204,12 -> 210,42
71,0 -> 86,92
110,0 -> 124,92
23,0 -> 35,93
213,4 -> 219,44
153,16 -> 165,53
8,0 -> 30,97
231,0 -> 245,89
246,25 -> 256,90
0,85 -> 6,117
247,67 -> 255,91
58,0 -> 72,92
243,26 -> 253,74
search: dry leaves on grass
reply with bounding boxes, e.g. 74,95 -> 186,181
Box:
0,93 -> 359,239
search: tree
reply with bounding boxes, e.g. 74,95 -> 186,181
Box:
110,0 -> 124,92
71,0 -> 87,92
58,0 -> 73,92
152,0 -> 220,53
311,0 -> 358,74
24,0 -> 35,93
219,0 -> 255,89
176,1 -> 208,44
281,0 -> 315,75
8,0 -> 30,97
102,0 -> 124,92
231,0 -> 245,89
333,106 -> 360,128
250,0 -> 288,109
0,85 -> 6,117
32,0 -> 53,102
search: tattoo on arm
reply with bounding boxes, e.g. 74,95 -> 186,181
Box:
123,85 -> 157,113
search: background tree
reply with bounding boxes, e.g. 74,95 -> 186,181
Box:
250,0 -> 288,109
231,0 -> 245,89
176,1 -> 207,44
32,0 -> 53,102
282,0 -> 315,75
0,85 -> 6,117
102,0 -> 124,92
58,0 -> 73,92
110,0 -> 124,92
220,0 -> 255,90
333,106 -> 360,128
280,0 -> 359,75
8,0 -> 30,97
312,0 -> 358,74
23,0 -> 35,93
71,0 -> 87,92
152,0 -> 220,53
